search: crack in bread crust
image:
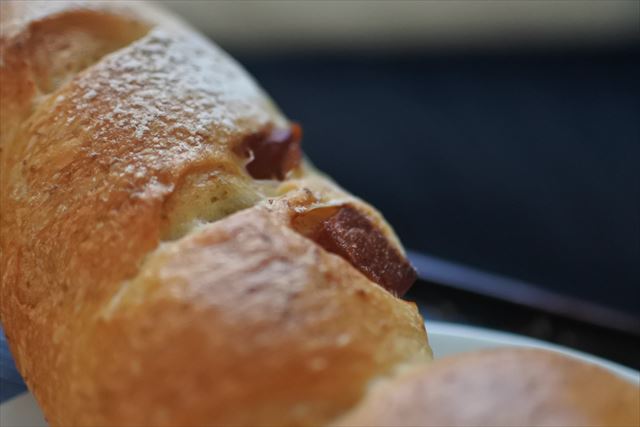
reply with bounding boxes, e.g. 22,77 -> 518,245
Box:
0,4 -> 152,149
89,206 -> 429,426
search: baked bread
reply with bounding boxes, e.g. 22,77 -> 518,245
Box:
1,2 -> 638,427
334,347 -> 640,427
0,1 -> 428,425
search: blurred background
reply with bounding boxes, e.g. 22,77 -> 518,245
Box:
160,0 -> 640,366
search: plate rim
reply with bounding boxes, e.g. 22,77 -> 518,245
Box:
426,320 -> 640,382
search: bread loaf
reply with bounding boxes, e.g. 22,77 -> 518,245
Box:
334,347 -> 640,427
0,1 -> 429,425
1,2 -> 637,426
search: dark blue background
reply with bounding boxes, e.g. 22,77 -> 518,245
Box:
240,47 -> 640,316
0,329 -> 26,402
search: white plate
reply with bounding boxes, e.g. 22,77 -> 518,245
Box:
2,321 -> 638,427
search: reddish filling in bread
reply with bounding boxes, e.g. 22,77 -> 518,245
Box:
293,205 -> 417,296
236,123 -> 302,180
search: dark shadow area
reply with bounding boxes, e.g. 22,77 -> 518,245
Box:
408,279 -> 640,370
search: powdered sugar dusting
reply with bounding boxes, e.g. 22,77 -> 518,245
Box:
24,26 -> 289,249
66,28 -> 283,166
82,89 -> 97,100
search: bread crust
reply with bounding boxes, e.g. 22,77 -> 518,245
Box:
334,347 -> 640,427
1,1 -> 429,425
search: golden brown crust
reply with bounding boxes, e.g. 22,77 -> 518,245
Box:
73,206 -> 429,426
333,348 -> 640,427
1,1 -> 427,425
0,2 -> 150,148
